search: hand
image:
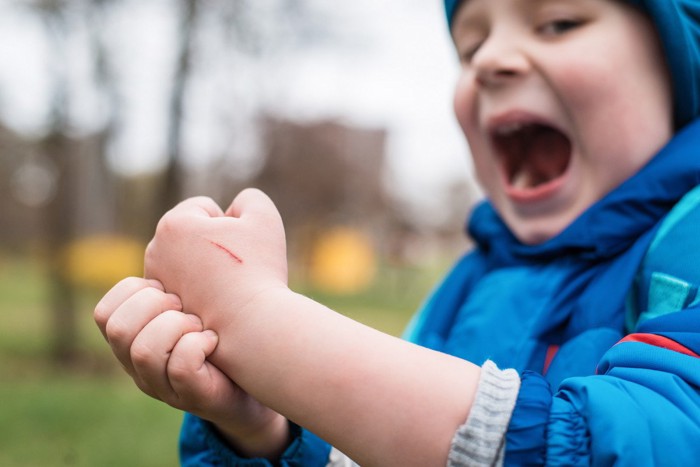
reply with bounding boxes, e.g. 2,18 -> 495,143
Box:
143,189 -> 288,332
94,277 -> 290,459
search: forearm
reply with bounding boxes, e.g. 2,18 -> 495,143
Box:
208,287 -> 481,467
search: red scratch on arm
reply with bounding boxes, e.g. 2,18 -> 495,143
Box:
207,240 -> 243,264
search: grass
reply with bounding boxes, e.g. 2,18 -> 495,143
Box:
0,254 -> 445,466
0,375 -> 182,467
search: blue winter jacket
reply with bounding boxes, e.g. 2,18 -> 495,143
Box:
180,120 -> 700,465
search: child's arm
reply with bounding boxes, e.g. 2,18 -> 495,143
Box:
93,277 -> 291,461
144,190 -> 482,466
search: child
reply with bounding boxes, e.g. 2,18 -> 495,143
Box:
95,0 -> 700,465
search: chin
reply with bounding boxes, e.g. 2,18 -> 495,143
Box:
507,217 -> 571,245
513,230 -> 554,246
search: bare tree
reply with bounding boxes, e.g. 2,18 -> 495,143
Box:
29,0 -> 80,364
11,0 -> 331,364
24,0 -> 121,364
159,0 -> 199,216
158,0 -> 328,216
84,0 -> 120,230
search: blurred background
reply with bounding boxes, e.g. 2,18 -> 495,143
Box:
0,0 -> 481,465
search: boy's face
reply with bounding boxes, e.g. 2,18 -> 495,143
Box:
451,0 -> 673,244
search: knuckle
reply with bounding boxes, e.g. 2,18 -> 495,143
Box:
122,276 -> 147,288
130,340 -> 157,368
155,211 -> 182,237
136,285 -> 162,302
136,286 -> 175,311
168,334 -> 201,379
93,301 -> 110,327
160,308 -> 188,326
104,316 -> 131,345
144,240 -> 156,263
167,358 -> 192,384
94,277 -> 144,325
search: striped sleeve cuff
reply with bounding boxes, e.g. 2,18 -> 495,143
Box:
447,360 -> 521,467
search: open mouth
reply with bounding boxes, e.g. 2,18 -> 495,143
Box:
491,121 -> 572,192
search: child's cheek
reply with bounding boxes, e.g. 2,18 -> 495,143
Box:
452,74 -> 475,134
547,55 -> 601,108
547,55 -> 620,140
452,74 -> 502,200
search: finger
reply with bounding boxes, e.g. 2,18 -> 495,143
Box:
95,277 -> 164,339
130,310 -> 203,401
167,330 -> 241,410
224,188 -> 281,225
105,287 -> 182,375
170,196 -> 225,219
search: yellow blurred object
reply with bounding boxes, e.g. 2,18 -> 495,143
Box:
62,234 -> 145,291
309,227 -> 376,294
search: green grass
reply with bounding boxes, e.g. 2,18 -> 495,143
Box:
0,254 -> 445,466
0,375 -> 182,467
0,257 -> 182,466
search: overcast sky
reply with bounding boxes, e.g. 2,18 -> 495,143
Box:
0,0 -> 474,213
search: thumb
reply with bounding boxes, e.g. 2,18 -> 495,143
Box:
168,330 -> 225,396
225,188 -> 283,226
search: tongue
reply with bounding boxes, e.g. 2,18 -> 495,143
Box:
511,126 -> 571,189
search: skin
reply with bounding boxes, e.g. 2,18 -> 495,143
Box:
95,0 -> 675,464
94,277 -> 291,459
452,0 -> 673,244
98,191 -> 480,466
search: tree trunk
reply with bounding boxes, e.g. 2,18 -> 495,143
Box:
159,0 -> 199,217
35,0 -> 80,366
42,131 -> 80,365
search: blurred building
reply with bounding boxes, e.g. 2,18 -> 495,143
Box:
0,126 -> 116,251
249,117 -> 388,285
254,117 -> 387,227
0,124 -> 40,248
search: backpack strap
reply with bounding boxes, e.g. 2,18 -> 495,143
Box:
627,184 -> 700,331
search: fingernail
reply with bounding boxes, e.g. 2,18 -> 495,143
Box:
204,330 -> 219,342
186,314 -> 202,325
146,279 -> 164,291
167,294 -> 183,309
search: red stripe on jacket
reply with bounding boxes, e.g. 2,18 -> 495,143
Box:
618,333 -> 700,358
543,344 -> 560,374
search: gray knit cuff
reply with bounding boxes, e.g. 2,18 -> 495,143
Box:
447,360 -> 521,467
326,447 -> 360,466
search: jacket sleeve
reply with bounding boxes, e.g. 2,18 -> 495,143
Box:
179,413 -> 332,467
507,308 -> 700,466
505,184 -> 700,465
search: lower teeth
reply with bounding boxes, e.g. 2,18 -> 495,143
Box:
511,171 -> 532,189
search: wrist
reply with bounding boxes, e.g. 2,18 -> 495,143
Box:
206,282 -> 291,331
214,412 -> 292,461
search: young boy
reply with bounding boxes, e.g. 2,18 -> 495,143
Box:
95,0 -> 700,464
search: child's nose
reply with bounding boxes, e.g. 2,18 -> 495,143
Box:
473,33 -> 530,87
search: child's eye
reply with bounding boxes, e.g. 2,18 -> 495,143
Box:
459,42 -> 483,64
538,19 -> 582,36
